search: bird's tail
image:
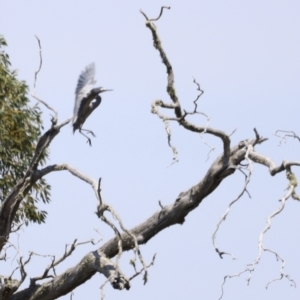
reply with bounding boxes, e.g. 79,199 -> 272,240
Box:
72,116 -> 77,134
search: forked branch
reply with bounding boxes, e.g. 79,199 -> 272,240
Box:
142,7 -> 231,161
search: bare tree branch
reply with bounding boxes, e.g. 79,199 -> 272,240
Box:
39,163 -> 150,289
247,184 -> 296,284
0,244 -> 12,261
32,36 -> 58,124
249,153 -> 300,176
11,251 -> 130,300
143,12 -> 231,164
140,6 -> 171,22
8,133 -> 261,300
30,237 -> 102,286
0,116 -> 71,251
129,253 -> 156,281
219,269 -> 249,300
96,186 -> 150,285
0,70 -> 71,253
212,144 -> 253,259
219,177 -> 297,299
274,130 -> 300,145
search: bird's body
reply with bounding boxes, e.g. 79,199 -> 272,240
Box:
72,63 -> 112,145
72,89 -> 102,133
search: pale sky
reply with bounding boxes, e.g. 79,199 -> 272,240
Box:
1,1 -> 300,299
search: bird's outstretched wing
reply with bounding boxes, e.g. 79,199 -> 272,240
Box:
75,63 -> 96,95
73,63 -> 96,122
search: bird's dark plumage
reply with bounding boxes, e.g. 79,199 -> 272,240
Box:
72,63 -> 112,145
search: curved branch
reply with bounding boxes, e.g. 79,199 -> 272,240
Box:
11,251 -> 130,300
39,164 -> 151,287
140,6 -> 170,22
8,136 -> 298,299
274,130 -> 300,145
212,145 -> 253,259
37,164 -> 97,187
0,118 -> 71,252
144,12 -> 231,160
144,16 -> 182,118
248,152 -> 300,176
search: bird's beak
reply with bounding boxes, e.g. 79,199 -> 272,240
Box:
101,89 -> 113,93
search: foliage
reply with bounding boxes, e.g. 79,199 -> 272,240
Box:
0,35 -> 50,224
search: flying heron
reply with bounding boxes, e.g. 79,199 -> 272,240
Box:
72,63 -> 112,145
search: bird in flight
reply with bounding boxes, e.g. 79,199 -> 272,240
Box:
72,63 -> 112,145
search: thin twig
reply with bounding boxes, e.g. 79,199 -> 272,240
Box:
192,78 -> 204,112
219,182 -> 296,299
11,222 -> 24,233
129,253 -> 156,281
212,144 -> 253,259
219,270 -> 249,300
105,205 -> 149,284
164,119 -> 178,165
30,237 -> 101,285
246,184 -> 295,285
0,245 -> 12,261
274,130 -> 300,146
265,248 -> 296,289
32,35 -> 58,123
140,6 -> 170,22
33,35 -> 42,93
